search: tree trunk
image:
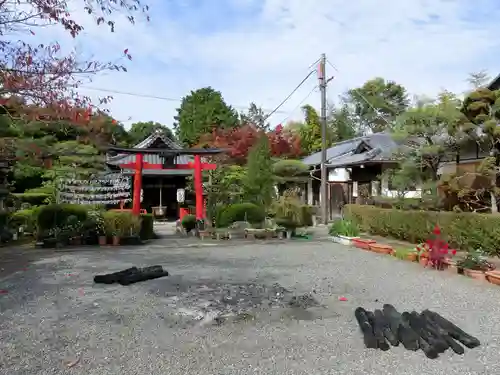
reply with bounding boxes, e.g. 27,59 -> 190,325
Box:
491,191 -> 498,214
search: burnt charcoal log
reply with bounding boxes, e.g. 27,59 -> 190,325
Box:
118,266 -> 168,285
354,307 -> 377,349
375,309 -> 399,346
94,267 -> 139,284
420,313 -> 464,355
406,312 -> 440,359
383,304 -> 419,351
366,310 -> 390,351
140,265 -> 164,274
422,310 -> 480,349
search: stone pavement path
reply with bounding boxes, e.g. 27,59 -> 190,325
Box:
1,237 -> 500,374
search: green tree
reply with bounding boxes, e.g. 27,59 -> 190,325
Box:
240,102 -> 269,130
128,121 -> 174,145
393,92 -> 463,189
299,105 -> 323,154
461,87 -> 500,213
345,77 -> 410,133
244,135 -> 275,206
467,70 -> 491,90
173,87 -> 239,146
327,104 -> 358,142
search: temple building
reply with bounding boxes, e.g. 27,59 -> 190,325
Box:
105,129 -> 216,220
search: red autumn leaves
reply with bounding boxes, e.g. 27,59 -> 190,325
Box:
196,124 -> 303,164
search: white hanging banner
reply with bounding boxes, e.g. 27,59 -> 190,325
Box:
176,188 -> 185,203
57,175 -> 132,205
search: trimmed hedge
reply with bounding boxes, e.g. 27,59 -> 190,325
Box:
344,204 -> 500,256
140,214 -> 155,239
216,203 -> 266,228
36,204 -> 89,231
13,193 -> 50,206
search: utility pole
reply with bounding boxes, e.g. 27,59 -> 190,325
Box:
319,53 -> 329,224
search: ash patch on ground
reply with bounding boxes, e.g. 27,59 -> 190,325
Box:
149,281 -> 322,327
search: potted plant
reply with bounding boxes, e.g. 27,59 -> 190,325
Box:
393,247 -> 418,262
456,249 -> 494,281
103,211 -> 120,246
329,219 -> 359,245
88,210 -> 106,245
120,214 -> 142,245
181,214 -> 197,235
271,193 -> 302,239
65,215 -> 83,245
416,242 -> 430,267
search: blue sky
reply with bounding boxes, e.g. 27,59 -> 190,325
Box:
31,0 -> 500,129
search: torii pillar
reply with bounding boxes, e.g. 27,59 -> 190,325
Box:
132,153 -> 143,215
193,154 -> 204,220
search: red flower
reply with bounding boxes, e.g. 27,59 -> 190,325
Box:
451,249 -> 457,255
433,225 -> 441,235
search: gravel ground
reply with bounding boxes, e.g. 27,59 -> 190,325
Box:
1,238 -> 500,375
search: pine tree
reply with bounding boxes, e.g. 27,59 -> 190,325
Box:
244,134 -> 275,207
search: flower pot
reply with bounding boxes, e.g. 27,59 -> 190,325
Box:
352,238 -> 376,250
406,253 -> 418,262
463,268 -> 486,281
112,236 -> 120,246
368,243 -> 393,255
98,236 -> 107,246
331,235 -> 358,246
485,271 -> 500,286
419,256 -> 429,267
442,258 -> 457,273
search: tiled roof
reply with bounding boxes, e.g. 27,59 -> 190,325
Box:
106,129 -> 192,166
301,132 -> 399,166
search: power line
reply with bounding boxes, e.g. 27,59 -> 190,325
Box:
264,70 -> 316,120
326,58 -> 390,126
79,85 -> 289,115
276,85 -> 319,125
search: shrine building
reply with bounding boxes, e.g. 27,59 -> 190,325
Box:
105,129 -> 218,221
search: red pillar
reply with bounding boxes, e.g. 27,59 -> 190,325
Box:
132,153 -> 143,215
194,154 -> 203,220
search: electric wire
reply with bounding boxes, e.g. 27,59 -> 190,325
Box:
326,58 -> 390,126
263,70 -> 316,120
276,85 -> 319,125
78,85 -> 288,115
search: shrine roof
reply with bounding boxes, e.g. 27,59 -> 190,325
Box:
106,129 -> 192,166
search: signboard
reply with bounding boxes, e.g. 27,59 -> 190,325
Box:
176,188 -> 185,203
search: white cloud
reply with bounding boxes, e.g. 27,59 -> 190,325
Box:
31,0 -> 500,129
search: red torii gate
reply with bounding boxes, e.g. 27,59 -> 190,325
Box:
106,146 -> 225,219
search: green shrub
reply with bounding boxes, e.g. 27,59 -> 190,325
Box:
0,211 -> 9,228
12,193 -> 51,206
217,203 -> 265,228
299,205 -> 314,227
102,211 -> 140,237
344,204 -> 500,256
181,214 -> 197,232
36,204 -> 89,231
329,219 -> 359,237
140,214 -> 155,239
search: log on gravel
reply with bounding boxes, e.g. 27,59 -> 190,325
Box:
383,304 -> 419,351
420,312 -> 464,355
374,309 -> 399,346
94,267 -> 139,284
118,266 -> 168,285
366,310 -> 390,351
422,310 -> 480,349
406,312 -> 440,359
354,307 -> 378,349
